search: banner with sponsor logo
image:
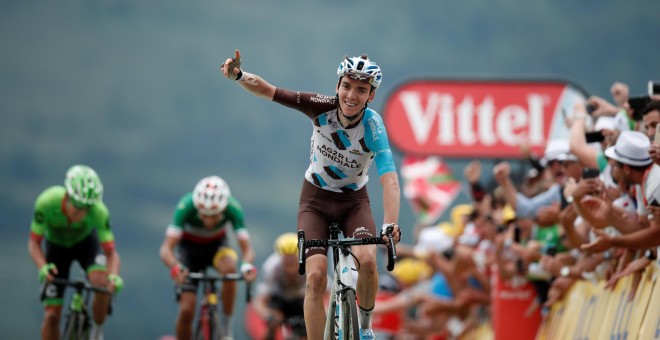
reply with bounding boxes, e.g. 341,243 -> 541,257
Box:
400,155 -> 462,225
383,80 -> 588,158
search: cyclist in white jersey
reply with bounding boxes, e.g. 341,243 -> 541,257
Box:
253,233 -> 307,338
221,49 -> 402,340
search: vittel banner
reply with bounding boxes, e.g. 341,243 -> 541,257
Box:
382,80 -> 588,158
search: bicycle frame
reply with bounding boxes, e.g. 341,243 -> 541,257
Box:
298,223 -> 396,340
188,271 -> 251,340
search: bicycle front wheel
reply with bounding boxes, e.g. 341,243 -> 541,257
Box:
193,310 -> 221,340
341,289 -> 360,340
62,313 -> 89,340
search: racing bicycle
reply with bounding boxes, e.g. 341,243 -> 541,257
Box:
187,271 -> 252,340
298,222 -> 397,340
40,277 -> 112,340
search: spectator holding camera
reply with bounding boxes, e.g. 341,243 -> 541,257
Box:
581,130 -> 660,253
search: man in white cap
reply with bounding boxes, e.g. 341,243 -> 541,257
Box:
582,130 -> 660,252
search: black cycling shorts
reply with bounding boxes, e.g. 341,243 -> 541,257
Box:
42,231 -> 105,304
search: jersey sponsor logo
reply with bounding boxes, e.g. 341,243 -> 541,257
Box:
44,283 -> 58,298
383,79 -> 588,158
367,116 -> 383,141
316,144 -> 361,169
349,149 -> 363,156
353,226 -> 374,238
309,94 -> 335,104
95,254 -> 107,266
35,211 -> 45,224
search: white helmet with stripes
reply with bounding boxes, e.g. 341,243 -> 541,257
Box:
192,176 -> 231,215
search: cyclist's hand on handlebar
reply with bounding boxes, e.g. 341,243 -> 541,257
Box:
108,273 -> 124,294
221,49 -> 242,80
240,262 -> 257,282
39,263 -> 57,283
265,310 -> 285,327
381,223 -> 402,245
170,263 -> 188,285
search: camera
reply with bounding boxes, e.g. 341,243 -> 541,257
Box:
586,104 -> 596,114
584,131 -> 605,143
582,168 -> 600,179
628,95 -> 651,121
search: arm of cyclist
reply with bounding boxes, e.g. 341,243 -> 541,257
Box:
104,247 -> 123,293
380,171 -> 402,243
237,235 -> 257,282
221,49 -> 276,100
159,234 -> 188,284
28,236 -> 58,282
252,293 -> 284,326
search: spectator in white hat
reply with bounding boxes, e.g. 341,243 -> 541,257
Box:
582,130 -> 660,252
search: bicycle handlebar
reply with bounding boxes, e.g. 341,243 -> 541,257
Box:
40,277 -> 112,301
297,225 -> 397,275
187,272 -> 252,302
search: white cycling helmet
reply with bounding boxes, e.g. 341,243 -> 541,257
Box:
192,176 -> 231,215
337,55 -> 382,89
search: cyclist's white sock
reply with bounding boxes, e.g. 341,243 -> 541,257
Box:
358,305 -> 374,329
220,314 -> 233,337
90,322 -> 104,340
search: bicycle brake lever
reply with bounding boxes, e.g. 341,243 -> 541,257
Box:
297,230 -> 306,275
385,225 -> 397,271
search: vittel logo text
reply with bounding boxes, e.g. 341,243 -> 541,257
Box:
383,80 -> 586,158
399,92 -> 545,147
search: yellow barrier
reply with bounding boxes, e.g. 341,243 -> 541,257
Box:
536,262 -> 660,340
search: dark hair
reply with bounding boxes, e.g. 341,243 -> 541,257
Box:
642,100 -> 660,117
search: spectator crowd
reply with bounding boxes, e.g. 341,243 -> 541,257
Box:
368,81 -> 660,339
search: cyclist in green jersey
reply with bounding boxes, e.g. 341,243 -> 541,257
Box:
28,164 -> 123,340
159,176 -> 257,340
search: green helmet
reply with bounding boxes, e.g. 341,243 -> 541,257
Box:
64,165 -> 103,207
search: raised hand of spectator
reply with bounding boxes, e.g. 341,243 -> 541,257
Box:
563,178 -> 577,201
605,256 -> 651,289
572,178 -> 600,201
544,276 -> 576,308
650,143 -> 660,166
540,255 -> 561,277
536,204 -> 560,226
581,229 -> 613,253
610,81 -> 630,107
493,162 -> 511,185
587,95 -> 619,117
463,160 -> 482,184
579,197 -> 610,228
648,203 -> 660,222
520,141 -> 532,158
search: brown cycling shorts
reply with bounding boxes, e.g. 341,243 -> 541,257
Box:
297,179 -> 377,257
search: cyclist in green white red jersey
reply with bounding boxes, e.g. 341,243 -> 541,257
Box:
221,50 -> 402,340
28,164 -> 123,340
159,175 -> 257,340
